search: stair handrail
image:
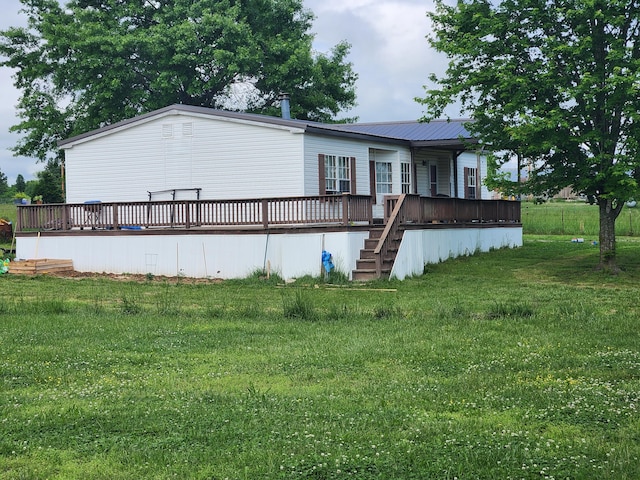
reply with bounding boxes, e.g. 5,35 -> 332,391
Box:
373,193 -> 410,278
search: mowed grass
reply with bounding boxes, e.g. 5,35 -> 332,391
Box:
1,237 -> 639,479
521,200 -> 640,237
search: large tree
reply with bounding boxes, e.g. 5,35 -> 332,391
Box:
419,0 -> 640,272
1,0 -> 357,162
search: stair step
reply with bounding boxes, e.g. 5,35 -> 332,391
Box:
368,228 -> 385,239
359,249 -> 375,259
356,258 -> 394,270
364,238 -> 379,249
352,227 -> 403,281
352,269 -> 390,282
355,259 -> 374,270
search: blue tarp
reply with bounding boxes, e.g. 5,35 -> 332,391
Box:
322,250 -> 334,272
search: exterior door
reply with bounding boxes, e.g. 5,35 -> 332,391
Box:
430,163 -> 438,197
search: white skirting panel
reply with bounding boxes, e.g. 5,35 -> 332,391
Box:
16,226 -> 522,280
16,231 -> 370,280
390,227 -> 523,280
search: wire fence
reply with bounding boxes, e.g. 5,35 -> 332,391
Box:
521,201 -> 640,237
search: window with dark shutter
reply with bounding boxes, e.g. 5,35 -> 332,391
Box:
320,154 -> 355,194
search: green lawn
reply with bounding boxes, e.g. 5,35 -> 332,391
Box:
521,199 -> 640,237
1,236 -> 639,479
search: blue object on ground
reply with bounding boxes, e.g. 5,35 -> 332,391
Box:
322,250 -> 334,272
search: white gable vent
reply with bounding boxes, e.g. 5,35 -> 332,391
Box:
162,124 -> 173,138
182,122 -> 193,136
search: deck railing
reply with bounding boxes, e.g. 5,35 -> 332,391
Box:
383,195 -> 521,224
16,194 -> 520,233
16,194 -> 374,232
374,195 -> 521,277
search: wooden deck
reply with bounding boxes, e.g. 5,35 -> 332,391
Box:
16,194 -> 520,233
14,195 -> 521,280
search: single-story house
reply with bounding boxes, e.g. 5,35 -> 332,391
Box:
59,104 -> 490,216
14,104 -> 520,280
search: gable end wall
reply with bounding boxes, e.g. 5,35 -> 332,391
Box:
64,114 -> 305,203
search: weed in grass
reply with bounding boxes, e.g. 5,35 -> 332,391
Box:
155,282 -> 182,316
119,292 -> 142,315
236,303 -> 265,319
325,303 -> 353,321
435,299 -> 469,320
282,289 -> 318,321
372,303 -> 403,320
204,303 -> 227,318
325,269 -> 349,285
6,296 -> 70,315
245,268 -> 284,285
487,300 -> 535,319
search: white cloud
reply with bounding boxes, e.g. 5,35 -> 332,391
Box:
303,0 -> 455,122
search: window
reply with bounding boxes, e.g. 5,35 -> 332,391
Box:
376,162 -> 392,195
465,167 -> 478,199
430,164 -> 438,197
324,155 -> 352,194
401,163 -> 411,193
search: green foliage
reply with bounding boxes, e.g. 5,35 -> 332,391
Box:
1,238 -> 640,477
31,159 -> 64,203
0,169 -> 8,197
420,0 -> 640,268
0,0 -> 357,163
14,174 -> 26,193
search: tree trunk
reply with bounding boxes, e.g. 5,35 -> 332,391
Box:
598,198 -> 623,273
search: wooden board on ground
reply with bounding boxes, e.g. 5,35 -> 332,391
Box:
9,259 -> 74,275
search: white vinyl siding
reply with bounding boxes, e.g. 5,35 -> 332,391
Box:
457,151 -> 489,200
303,135 -> 369,196
64,114 -> 305,203
414,150 -> 452,197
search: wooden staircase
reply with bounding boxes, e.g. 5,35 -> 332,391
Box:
352,227 -> 403,281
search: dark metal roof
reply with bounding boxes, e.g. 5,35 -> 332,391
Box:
328,120 -> 475,146
58,104 -> 476,149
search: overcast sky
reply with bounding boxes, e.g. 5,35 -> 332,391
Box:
0,0 -> 456,184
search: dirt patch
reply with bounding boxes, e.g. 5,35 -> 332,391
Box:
46,270 -> 224,284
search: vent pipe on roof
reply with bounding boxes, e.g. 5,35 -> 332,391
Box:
279,93 -> 291,119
